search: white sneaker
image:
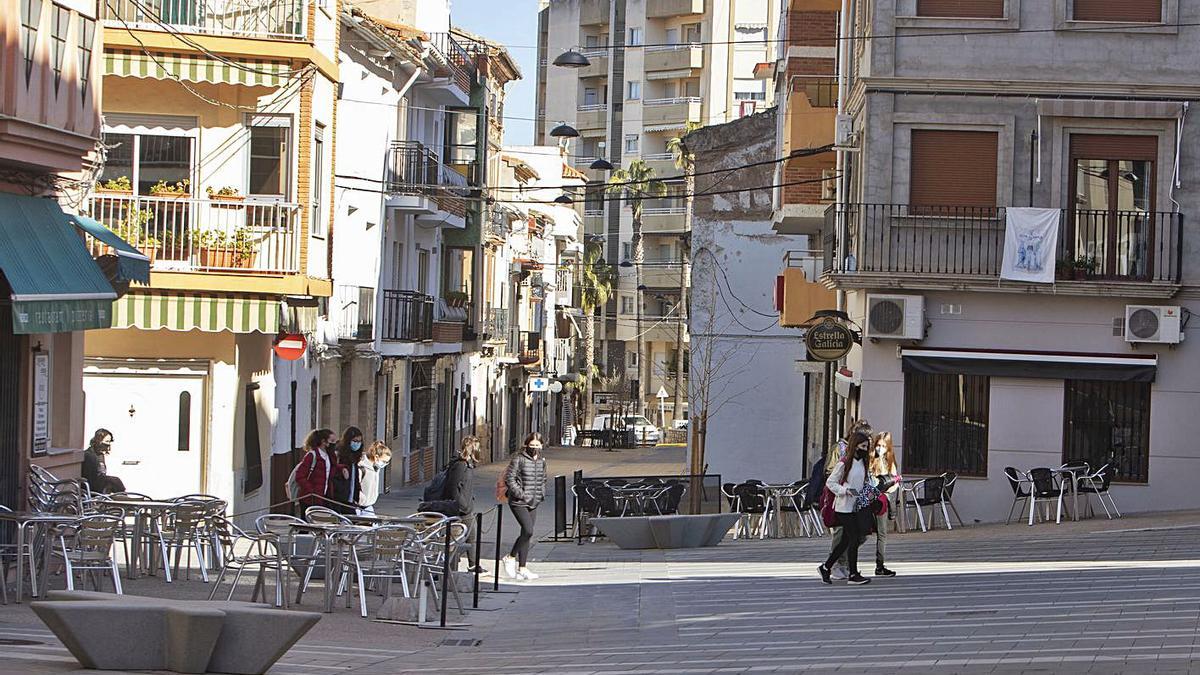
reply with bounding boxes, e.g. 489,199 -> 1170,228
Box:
830,564 -> 849,580
502,556 -> 518,579
516,567 -> 539,580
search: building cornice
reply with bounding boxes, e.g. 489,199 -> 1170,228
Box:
858,76 -> 1200,101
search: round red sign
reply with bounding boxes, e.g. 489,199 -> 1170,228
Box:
272,333 -> 308,361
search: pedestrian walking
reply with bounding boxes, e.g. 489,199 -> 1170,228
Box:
82,428 -> 127,494
825,419 -> 872,580
818,431 -> 875,586
330,426 -> 364,514
295,429 -> 341,509
356,442 -> 391,515
421,436 -> 486,573
501,432 -> 547,581
869,431 -> 900,577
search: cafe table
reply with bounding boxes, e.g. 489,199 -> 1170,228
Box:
101,499 -> 178,580
0,511 -> 78,602
288,521 -> 369,613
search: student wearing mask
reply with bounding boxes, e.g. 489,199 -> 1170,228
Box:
501,433 -> 547,581
295,429 -> 341,509
357,442 -> 392,515
819,431 -> 874,586
331,426 -> 364,514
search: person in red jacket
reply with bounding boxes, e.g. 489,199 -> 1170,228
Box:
295,428 -> 342,509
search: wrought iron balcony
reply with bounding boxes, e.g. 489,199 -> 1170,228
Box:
102,0 -> 307,40
334,284 -> 375,341
380,290 -> 433,342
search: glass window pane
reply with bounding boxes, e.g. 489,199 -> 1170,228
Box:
249,126 -> 288,196
99,133 -> 134,186
138,134 -> 192,194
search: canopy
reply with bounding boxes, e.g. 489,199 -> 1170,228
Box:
0,194 -> 116,334
901,348 -> 1157,383
70,215 -> 151,285
111,293 -> 282,334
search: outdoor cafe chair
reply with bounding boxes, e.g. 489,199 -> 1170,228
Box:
346,525 -> 419,618
733,482 -> 768,539
649,482 -> 686,515
571,483 -> 600,541
48,514 -> 124,595
901,476 -> 950,533
1028,467 -> 1068,525
409,519 -> 469,618
940,472 -> 966,527
159,501 -> 212,582
208,516 -> 290,606
1077,463 -> 1121,519
305,506 -> 353,525
1004,467 -> 1033,525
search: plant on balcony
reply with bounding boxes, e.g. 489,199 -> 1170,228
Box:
192,227 -> 257,269
206,185 -> 245,205
444,290 -> 469,308
95,176 -> 133,195
1072,255 -> 1099,280
107,208 -> 159,262
149,179 -> 191,198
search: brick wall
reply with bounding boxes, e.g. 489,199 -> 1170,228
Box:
786,57 -> 836,77
783,164 -> 835,205
789,11 -> 838,47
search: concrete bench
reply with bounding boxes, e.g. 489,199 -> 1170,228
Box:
590,514 -> 741,549
31,590 -> 320,674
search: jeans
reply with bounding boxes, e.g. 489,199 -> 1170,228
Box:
873,513 -> 887,567
463,512 -> 478,567
824,511 -> 865,575
509,504 -> 537,566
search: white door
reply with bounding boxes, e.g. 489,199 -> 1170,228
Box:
83,366 -> 206,498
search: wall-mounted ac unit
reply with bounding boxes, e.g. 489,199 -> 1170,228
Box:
835,113 -> 854,146
1124,305 -> 1184,344
866,294 -> 925,340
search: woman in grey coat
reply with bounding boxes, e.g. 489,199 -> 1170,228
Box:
501,433 -> 547,581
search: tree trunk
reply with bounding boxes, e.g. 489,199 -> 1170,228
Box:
672,240 -> 688,426
632,204 -> 645,417
582,311 -> 596,428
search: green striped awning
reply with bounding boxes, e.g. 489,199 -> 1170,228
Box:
104,49 -> 290,87
112,293 -> 281,334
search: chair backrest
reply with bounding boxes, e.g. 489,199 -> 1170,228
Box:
168,502 -> 209,530
588,485 -> 622,517
68,515 -> 122,554
1003,467 -> 1025,495
733,482 -> 766,512
1093,463 -> 1116,490
107,492 -> 154,501
255,513 -> 305,536
305,506 -> 352,525
662,483 -> 686,513
572,483 -> 598,513
920,476 -> 946,503
941,472 -> 958,498
1029,467 -> 1057,495
1061,459 -> 1091,474
173,494 -> 222,504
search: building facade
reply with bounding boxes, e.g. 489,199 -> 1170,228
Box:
828,0 -> 1200,519
537,0 -> 781,425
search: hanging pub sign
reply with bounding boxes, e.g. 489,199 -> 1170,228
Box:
804,318 -> 854,361
272,333 -> 308,361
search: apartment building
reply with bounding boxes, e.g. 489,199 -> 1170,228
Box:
79,0 -> 338,515
828,0 -> 1199,519
0,0 -> 124,506
537,0 -> 780,424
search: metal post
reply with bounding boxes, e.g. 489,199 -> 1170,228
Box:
493,506 -> 502,591
472,512 -> 482,609
440,519 -> 451,628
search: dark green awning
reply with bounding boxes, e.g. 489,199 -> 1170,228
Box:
70,214 -> 151,284
0,193 -> 116,334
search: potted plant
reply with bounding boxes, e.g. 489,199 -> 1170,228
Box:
149,179 -> 191,198
444,290 -> 469,309
206,185 -> 245,206
109,208 -> 159,263
1072,256 -> 1098,280
193,227 -> 256,269
94,176 -> 133,196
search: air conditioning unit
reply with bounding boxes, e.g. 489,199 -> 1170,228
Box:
835,113 -> 854,146
1124,305 -> 1184,344
866,294 -> 925,340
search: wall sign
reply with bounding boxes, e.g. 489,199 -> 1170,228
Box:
804,318 -> 854,361
32,351 -> 49,456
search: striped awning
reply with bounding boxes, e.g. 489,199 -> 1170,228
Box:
104,49 -> 291,87
111,293 -> 282,334
1036,99 -> 1185,120
644,123 -> 687,133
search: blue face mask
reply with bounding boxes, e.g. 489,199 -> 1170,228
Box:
350,441 -> 362,452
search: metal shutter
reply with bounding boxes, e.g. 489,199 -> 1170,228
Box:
916,0 -> 1005,18
1072,0 -> 1162,23
1069,134 -> 1158,161
909,129 -> 999,208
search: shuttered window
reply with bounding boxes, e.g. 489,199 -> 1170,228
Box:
903,372 -> 990,477
1072,0 -> 1162,23
1063,380 -> 1150,483
1069,134 -> 1158,162
909,129 -> 999,208
916,0 -> 1005,18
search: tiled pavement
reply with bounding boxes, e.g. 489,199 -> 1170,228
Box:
4,449 -> 1200,673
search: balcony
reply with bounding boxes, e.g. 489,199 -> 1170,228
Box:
646,0 -> 704,18
643,97 -> 702,126
335,284 -> 375,341
84,194 -> 300,274
385,141 -> 468,224
642,204 -> 688,234
642,152 -> 679,177
641,261 -> 689,289
380,290 -> 433,342
102,0 -> 307,40
644,45 -> 703,73
778,250 -> 836,328
580,0 -> 610,25
427,32 -> 475,94
576,104 -> 609,132
578,50 -> 610,79
824,204 -> 1184,296
483,307 -> 511,346
484,211 -> 510,243
517,331 -> 543,365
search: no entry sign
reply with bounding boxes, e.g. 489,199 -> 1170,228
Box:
273,333 -> 308,361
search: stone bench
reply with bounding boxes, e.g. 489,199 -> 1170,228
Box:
31,590 -> 320,674
590,513 -> 742,549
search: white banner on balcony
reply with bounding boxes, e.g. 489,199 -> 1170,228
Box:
1001,207 -> 1060,284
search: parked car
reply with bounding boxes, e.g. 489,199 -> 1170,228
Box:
591,414 -> 661,445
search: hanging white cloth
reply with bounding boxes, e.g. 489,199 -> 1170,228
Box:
1001,207 -> 1060,284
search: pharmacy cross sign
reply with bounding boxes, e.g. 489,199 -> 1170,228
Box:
528,376 -> 550,392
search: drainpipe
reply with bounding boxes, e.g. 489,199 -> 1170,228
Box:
832,0 -> 852,445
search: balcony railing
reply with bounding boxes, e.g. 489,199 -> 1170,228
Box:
84,194 -> 300,273
385,141 -> 439,195
102,0 -> 307,40
825,203 -> 1183,283
335,284 -> 375,341
483,306 -> 510,344
428,32 -> 475,92
644,96 -> 702,107
380,290 -> 433,342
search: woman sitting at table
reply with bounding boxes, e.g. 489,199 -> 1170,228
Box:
82,428 -> 127,494
295,429 -> 343,510
868,431 -> 900,577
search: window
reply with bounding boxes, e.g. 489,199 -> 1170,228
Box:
684,78 -> 701,97
583,86 -> 599,105
50,6 -> 68,92
1072,0 -> 1161,22
247,114 -> 291,197
20,0 -> 42,84
391,384 -> 402,440
312,123 -> 326,236
444,107 -> 478,168
627,80 -> 641,100
624,134 -> 639,154
628,27 -> 643,46
309,379 -> 318,429
683,23 -> 702,43
1069,134 -> 1156,280
734,78 -> 767,101
1064,380 -> 1150,483
417,248 -> 430,294
410,361 -> 433,451
177,391 -> 191,452
909,129 -> 999,210
902,372 -> 990,477
916,0 -> 1005,18
621,295 -> 634,314
77,16 -> 95,102
99,126 -> 195,195
665,28 -> 679,44
622,241 -> 633,261
243,383 -> 264,494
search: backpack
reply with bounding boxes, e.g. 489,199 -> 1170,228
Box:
423,461 -> 454,502
286,451 -> 316,501
820,486 -> 837,528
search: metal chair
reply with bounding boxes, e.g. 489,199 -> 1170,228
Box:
48,515 -> 124,594
159,502 -> 212,582
1077,463 -> 1121,519
345,525 -> 419,618
940,472 -> 966,527
901,476 -> 950,532
409,519 -> 469,619
733,482 -> 768,539
208,516 -> 289,607
305,505 -> 353,525
1004,467 -> 1033,525
1028,467 -> 1067,525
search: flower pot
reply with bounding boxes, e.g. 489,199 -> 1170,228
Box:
209,194 -> 245,207
137,246 -> 158,264
151,190 -> 191,199
1072,269 -> 1087,281
94,188 -> 134,197
198,246 -> 257,269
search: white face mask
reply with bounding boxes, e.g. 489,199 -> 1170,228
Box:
875,445 -> 887,456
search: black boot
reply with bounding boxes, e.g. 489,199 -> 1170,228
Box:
875,565 -> 896,577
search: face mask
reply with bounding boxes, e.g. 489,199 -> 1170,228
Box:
854,447 -> 868,460
350,441 -> 362,452
375,460 -> 389,469
875,445 -> 887,456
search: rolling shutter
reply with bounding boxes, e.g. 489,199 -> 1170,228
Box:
916,0 -> 1005,18
1072,0 -> 1162,23
909,129 -> 999,208
1069,134 -> 1158,161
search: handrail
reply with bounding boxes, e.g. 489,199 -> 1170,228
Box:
644,97 -> 703,107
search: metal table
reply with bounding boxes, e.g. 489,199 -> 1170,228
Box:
0,511 -> 77,602
289,522 -> 367,613
102,499 -> 178,580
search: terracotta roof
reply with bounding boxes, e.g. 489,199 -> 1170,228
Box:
562,163 -> 588,181
369,15 -> 427,42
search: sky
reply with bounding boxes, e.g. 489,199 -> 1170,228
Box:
452,0 -> 541,146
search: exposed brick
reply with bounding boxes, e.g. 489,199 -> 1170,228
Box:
787,57 -> 836,77
789,11 -> 838,48
783,164 -> 835,205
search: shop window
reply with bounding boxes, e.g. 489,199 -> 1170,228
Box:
902,372 -> 990,477
1063,380 -> 1150,483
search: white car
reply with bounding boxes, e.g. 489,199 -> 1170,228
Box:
591,414 -> 661,445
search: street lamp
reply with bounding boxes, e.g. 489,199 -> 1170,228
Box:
550,123 -> 580,139
552,49 -> 591,68
589,158 -> 614,170
553,194 -> 573,204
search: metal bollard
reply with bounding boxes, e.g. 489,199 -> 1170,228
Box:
493,505 -> 503,591
473,511 -> 482,608
440,518 -> 451,628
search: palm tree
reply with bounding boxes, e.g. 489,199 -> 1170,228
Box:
605,159 -> 667,413
578,241 -> 616,398
665,123 -> 701,427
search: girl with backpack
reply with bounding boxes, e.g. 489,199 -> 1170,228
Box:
500,433 -> 547,581
818,431 -> 875,586
295,429 -> 342,510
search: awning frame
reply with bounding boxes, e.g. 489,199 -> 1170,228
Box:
901,348 -> 1158,383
